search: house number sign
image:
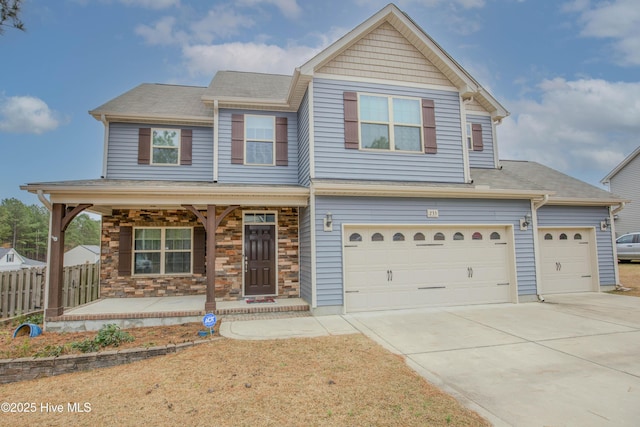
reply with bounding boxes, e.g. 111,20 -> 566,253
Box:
427,209 -> 439,218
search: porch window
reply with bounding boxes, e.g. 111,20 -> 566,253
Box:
134,228 -> 192,275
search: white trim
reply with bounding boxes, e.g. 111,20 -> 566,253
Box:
242,210 -> 279,298
308,80 -> 316,180
460,96 -> 471,183
492,119 -> 500,168
609,207 -> 621,286
101,115 -> 109,178
213,100 -> 219,182
313,72 -> 458,93
310,187 -> 317,308
530,199 -> 543,297
244,114 -> 276,166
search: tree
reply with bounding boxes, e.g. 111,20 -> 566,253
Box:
0,0 -> 25,34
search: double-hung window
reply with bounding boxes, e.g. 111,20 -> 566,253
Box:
245,115 -> 275,165
152,129 -> 180,165
134,228 -> 192,275
359,95 -> 423,152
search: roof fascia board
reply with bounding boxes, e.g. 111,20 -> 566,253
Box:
546,197 -> 630,206
90,112 -> 214,125
312,181 -> 551,200
601,146 -> 640,183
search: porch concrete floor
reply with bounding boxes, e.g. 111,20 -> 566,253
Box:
65,295 -> 308,315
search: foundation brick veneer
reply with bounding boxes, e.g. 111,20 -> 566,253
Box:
100,207 -> 299,300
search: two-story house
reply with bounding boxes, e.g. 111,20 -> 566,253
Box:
23,4 -> 625,329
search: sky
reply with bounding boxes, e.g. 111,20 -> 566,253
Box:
1,0 -> 640,207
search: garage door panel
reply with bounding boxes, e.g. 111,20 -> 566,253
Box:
539,228 -> 596,294
344,226 -> 514,312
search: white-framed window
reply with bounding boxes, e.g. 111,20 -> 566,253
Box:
6,253 -> 14,262
359,94 -> 423,152
466,122 -> 473,150
133,227 -> 192,275
245,115 -> 275,165
244,212 -> 277,224
152,129 -> 180,165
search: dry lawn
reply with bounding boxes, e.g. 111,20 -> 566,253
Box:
612,262 -> 640,297
0,334 -> 489,427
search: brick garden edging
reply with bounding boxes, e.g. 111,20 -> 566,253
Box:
0,339 -> 216,384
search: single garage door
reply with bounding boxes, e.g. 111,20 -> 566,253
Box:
538,228 -> 597,294
343,226 -> 516,312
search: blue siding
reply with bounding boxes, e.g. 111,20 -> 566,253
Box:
313,196 -> 535,307
299,206 -> 312,304
537,205 -> 616,286
297,90 -> 311,186
107,123 -> 213,181
313,78 -> 465,183
217,109 -> 299,184
467,114 -> 495,169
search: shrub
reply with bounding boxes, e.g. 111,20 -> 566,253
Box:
95,324 -> 134,348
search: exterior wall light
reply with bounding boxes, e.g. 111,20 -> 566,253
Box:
601,217 -> 611,231
324,212 -> 333,232
519,213 -> 532,231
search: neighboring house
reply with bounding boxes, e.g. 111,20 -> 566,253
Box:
22,4 -> 625,322
0,248 -> 46,271
63,245 -> 100,267
601,146 -> 639,236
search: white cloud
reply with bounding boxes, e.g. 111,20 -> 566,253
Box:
236,0 -> 302,19
135,16 -> 187,45
0,95 -> 62,135
566,0 -> 640,66
182,42 -> 322,77
118,0 -> 180,9
498,78 -> 640,184
190,6 -> 256,43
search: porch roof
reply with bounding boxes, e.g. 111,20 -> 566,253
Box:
21,179 -> 310,215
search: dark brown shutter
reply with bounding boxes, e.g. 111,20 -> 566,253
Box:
472,123 -> 484,151
275,117 -> 288,166
180,129 -> 192,165
119,226 -> 132,276
343,92 -> 359,149
231,114 -> 244,164
193,227 -> 205,274
422,99 -> 437,154
138,128 -> 151,164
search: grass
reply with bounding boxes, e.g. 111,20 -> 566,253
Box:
610,262 -> 640,297
0,334 -> 489,426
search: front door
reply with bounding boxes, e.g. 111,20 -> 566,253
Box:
244,225 -> 276,296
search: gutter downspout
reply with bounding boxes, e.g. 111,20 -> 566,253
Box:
37,190 -> 52,212
531,194 -> 550,302
461,97 -> 473,183
213,100 -> 219,182
101,115 -> 109,179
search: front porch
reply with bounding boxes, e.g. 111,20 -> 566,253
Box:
44,295 -> 310,332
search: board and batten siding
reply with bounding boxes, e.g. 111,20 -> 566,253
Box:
537,205 -> 616,286
467,114 -> 495,169
313,196 -> 535,307
299,206 -> 313,304
312,78 -> 465,183
217,109 -> 299,184
106,123 -> 213,181
297,89 -> 311,186
609,153 -> 640,236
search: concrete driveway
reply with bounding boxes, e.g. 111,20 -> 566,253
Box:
344,293 -> 640,427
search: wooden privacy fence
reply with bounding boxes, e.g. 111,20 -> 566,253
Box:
0,263 -> 100,318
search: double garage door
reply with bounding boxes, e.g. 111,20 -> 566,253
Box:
343,225 -> 516,312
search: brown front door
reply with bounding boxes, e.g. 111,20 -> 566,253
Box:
244,225 -> 276,296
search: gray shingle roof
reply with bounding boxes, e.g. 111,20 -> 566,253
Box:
90,84 -> 213,120
472,160 -> 622,201
204,71 -> 292,100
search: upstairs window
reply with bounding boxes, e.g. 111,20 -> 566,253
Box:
343,92 -> 437,153
466,122 -> 484,151
359,95 -> 422,152
245,115 -> 275,165
6,253 -> 14,263
152,129 -> 180,165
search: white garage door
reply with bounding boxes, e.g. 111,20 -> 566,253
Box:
343,226 -> 515,312
538,228 -> 597,294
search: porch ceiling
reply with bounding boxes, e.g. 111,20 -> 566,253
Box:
21,180 -> 310,215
